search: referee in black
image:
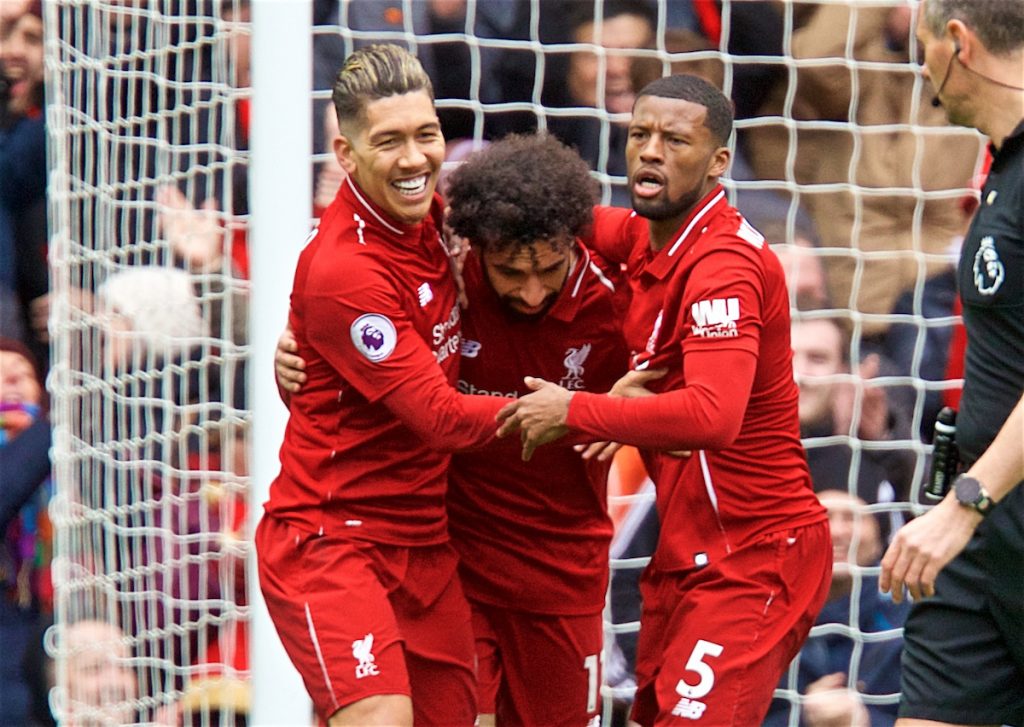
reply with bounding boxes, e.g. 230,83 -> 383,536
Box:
880,1 -> 1024,726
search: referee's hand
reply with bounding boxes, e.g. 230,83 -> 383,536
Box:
879,493 -> 982,603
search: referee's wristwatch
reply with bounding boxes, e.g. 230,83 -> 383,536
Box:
953,475 -> 994,517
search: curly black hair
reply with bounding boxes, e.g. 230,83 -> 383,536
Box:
444,134 -> 597,253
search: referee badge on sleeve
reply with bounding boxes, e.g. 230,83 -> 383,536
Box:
351,314 -> 397,362
972,236 -> 1005,296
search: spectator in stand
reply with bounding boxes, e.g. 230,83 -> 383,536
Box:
544,0 -> 655,208
764,490 -> 909,727
311,0 -> 518,151
257,44 -> 512,726
498,74 -> 831,725
83,266 -> 247,703
764,222 -> 832,311
0,0 -> 46,364
53,619 -> 139,727
96,266 -> 207,377
157,0 -> 251,280
0,337 -> 52,726
743,2 -> 985,346
792,312 -> 914,543
682,1 -> 787,123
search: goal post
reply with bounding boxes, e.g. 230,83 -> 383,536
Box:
247,0 -> 312,724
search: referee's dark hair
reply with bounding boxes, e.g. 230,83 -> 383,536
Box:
637,74 -> 734,147
444,133 -> 597,255
923,0 -> 1024,56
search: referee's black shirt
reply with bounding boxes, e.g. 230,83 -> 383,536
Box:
956,119 -> 1024,466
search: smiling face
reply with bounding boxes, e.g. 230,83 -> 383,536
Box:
626,94 -> 729,247
334,90 -> 445,225
481,239 -> 575,320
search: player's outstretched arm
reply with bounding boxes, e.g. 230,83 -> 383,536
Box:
573,369 -> 693,461
881,393 -> 1024,602
499,349 -> 754,460
282,289 -> 505,453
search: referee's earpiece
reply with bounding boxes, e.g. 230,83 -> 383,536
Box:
931,41 -> 962,107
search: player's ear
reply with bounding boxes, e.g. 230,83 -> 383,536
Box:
708,145 -> 731,180
334,135 -> 357,175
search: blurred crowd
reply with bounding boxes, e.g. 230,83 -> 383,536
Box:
0,0 -> 985,725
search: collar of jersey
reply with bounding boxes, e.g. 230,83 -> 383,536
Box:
542,241 -> 593,323
642,185 -> 728,280
992,117 -> 1024,161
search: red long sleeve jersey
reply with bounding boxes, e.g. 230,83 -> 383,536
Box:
446,246 -> 630,615
265,178 -> 504,545
576,186 -> 826,572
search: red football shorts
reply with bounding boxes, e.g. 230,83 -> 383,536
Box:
255,514 -> 477,724
631,520 -> 831,726
471,600 -> 603,727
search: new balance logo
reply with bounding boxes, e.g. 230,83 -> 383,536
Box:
352,633 -> 380,679
690,298 -> 740,338
460,339 -> 482,358
671,697 -> 708,719
417,283 -> 434,307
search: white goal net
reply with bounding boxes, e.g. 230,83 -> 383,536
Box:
41,1 -> 984,725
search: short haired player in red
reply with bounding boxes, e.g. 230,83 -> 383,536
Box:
497,74 -> 832,725
444,134 -> 629,726
255,44 -> 508,727
276,133 -> 631,725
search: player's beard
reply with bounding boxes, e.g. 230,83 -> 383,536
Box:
500,292 -> 559,322
631,185 -> 703,223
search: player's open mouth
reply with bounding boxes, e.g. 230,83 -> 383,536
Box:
633,171 -> 665,198
393,175 -> 429,197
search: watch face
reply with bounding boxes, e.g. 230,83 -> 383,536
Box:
956,477 -> 982,504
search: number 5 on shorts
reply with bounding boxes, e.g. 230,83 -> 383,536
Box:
675,639 -> 724,699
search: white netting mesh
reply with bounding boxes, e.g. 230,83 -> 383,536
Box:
45,1 -> 250,723
42,1 -> 984,724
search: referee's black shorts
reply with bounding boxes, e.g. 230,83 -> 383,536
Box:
899,484 -> 1024,726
